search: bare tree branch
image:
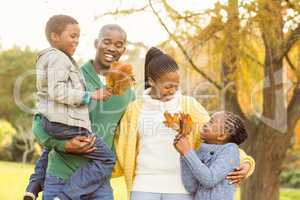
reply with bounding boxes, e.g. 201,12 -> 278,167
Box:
149,0 -> 222,90
94,5 -> 148,20
241,51 -> 264,67
285,53 -> 296,71
288,82 -> 300,132
284,53 -> 300,83
127,41 -> 148,49
284,23 -> 300,55
160,0 -> 204,30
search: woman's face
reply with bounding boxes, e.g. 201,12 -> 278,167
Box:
150,70 -> 180,102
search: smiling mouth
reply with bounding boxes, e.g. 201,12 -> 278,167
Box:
104,53 -> 115,62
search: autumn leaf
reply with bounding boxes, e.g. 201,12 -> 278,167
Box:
180,113 -> 193,136
163,111 -> 193,136
163,111 -> 180,131
106,61 -> 135,96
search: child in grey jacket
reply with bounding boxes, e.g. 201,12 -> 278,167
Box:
24,15 -> 115,200
174,111 -> 248,200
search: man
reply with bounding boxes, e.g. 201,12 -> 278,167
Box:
81,24 -> 135,151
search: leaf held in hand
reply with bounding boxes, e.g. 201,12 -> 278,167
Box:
163,111 -> 193,135
106,61 -> 135,96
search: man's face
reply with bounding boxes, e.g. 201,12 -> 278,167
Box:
94,28 -> 126,69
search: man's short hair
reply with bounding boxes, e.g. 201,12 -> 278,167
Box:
98,24 -> 127,42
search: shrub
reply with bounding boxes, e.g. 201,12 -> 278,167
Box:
0,120 -> 16,160
280,170 -> 300,188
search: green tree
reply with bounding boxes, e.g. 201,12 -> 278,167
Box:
0,47 -> 38,162
0,46 -> 37,125
0,120 -> 16,144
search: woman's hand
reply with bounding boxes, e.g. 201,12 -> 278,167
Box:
226,162 -> 251,184
173,134 -> 192,156
64,135 -> 96,154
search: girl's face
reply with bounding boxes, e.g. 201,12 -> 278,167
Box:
200,112 -> 229,144
150,70 -> 180,102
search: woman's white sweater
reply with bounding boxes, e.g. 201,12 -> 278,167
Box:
132,89 -> 189,194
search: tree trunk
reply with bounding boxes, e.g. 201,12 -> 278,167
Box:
241,123 -> 291,200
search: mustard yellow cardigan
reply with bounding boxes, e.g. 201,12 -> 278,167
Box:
113,95 -> 255,198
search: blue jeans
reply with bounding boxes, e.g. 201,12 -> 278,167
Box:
130,191 -> 193,200
27,115 -> 115,199
25,148 -> 49,198
43,174 -> 113,200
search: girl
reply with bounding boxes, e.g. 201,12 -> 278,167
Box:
113,47 -> 255,200
174,111 -> 248,200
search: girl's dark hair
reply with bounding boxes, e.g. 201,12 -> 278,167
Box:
223,112 -> 248,145
45,15 -> 78,43
144,47 -> 179,89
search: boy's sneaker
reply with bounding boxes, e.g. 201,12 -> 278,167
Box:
24,182 -> 41,200
23,192 -> 36,200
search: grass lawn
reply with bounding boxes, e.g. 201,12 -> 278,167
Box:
0,161 -> 299,200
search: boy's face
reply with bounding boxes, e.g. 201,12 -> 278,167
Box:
150,70 -> 180,102
94,28 -> 126,69
51,23 -> 80,56
200,112 -> 229,144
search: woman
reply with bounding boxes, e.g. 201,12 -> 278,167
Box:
113,47 -> 255,200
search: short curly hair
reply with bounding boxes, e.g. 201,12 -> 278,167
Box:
223,111 -> 248,145
45,15 -> 78,43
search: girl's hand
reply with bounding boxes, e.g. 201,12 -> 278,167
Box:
173,134 -> 192,156
226,162 -> 251,184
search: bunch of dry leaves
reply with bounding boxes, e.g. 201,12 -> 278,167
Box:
106,61 -> 135,96
163,111 -> 193,136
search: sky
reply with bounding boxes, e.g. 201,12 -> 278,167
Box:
0,0 -> 221,60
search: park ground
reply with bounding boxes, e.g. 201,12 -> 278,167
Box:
0,161 -> 300,200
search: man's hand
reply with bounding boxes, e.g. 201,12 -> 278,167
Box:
91,88 -> 112,101
173,134 -> 192,156
64,135 -> 96,154
227,162 -> 251,185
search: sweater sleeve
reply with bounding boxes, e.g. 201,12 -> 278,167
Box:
181,157 -> 199,194
182,144 -> 240,189
112,101 -> 134,177
189,97 -> 210,148
239,149 -> 256,178
32,114 -> 66,152
191,98 -> 211,125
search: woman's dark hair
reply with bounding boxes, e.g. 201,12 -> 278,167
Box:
45,15 -> 78,44
144,47 -> 179,89
223,112 -> 248,145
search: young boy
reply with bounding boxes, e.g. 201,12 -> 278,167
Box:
174,111 -> 248,200
24,15 -> 115,200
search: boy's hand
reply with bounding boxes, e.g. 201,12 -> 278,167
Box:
65,135 -> 96,154
226,162 -> 251,184
91,88 -> 112,101
173,134 -> 191,156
